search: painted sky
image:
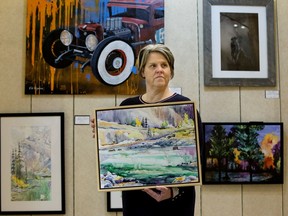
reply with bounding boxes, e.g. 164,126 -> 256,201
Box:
204,124 -> 282,144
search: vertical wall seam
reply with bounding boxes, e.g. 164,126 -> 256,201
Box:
73,95 -> 75,216
241,185 -> 243,216
197,0 -> 202,114
274,2 -> 284,215
30,95 -> 32,113
275,0 -> 282,121
239,88 -> 243,216
239,87 -> 242,122
196,0 -> 203,215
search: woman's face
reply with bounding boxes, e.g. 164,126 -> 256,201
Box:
141,52 -> 172,90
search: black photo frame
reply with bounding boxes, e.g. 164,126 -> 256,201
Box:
107,191 -> 123,212
203,122 -> 283,184
0,113 -> 65,214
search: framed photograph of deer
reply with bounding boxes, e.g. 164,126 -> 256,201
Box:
94,101 -> 202,191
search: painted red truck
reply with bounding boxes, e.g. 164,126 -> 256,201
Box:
42,0 -> 164,86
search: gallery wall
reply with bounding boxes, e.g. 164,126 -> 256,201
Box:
0,0 -> 287,216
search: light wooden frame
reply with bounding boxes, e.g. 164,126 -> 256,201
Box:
95,101 -> 202,191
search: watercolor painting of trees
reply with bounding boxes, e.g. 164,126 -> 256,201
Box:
203,122 -> 283,184
0,113 -> 65,214
94,102 -> 202,191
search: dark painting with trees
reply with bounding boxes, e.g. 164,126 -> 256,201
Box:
203,122 -> 283,184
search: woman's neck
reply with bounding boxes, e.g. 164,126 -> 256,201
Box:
142,88 -> 174,103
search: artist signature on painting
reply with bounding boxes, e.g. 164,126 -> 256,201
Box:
28,86 -> 45,91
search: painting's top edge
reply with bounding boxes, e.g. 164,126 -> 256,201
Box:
203,122 -> 283,125
95,101 -> 196,112
206,0 -> 272,7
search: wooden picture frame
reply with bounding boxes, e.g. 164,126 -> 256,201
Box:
203,122 -> 283,184
0,113 -> 65,214
203,0 -> 276,86
94,101 -> 202,191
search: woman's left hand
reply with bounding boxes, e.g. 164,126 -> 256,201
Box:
143,186 -> 172,202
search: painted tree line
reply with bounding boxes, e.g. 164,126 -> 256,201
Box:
106,111 -> 195,145
124,111 -> 194,129
205,124 -> 281,182
11,142 -> 28,188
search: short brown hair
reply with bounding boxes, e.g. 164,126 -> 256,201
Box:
136,44 -> 175,79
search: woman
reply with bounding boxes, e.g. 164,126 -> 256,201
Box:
92,44 -> 202,216
120,44 -> 198,216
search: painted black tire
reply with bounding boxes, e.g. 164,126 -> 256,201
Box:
91,37 -> 135,86
42,28 -> 75,68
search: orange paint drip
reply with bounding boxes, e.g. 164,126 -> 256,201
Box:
27,0 -> 78,65
26,0 -> 78,90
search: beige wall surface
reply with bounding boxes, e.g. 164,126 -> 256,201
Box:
0,0 -> 287,216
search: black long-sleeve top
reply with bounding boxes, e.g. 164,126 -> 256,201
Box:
120,93 -> 203,216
